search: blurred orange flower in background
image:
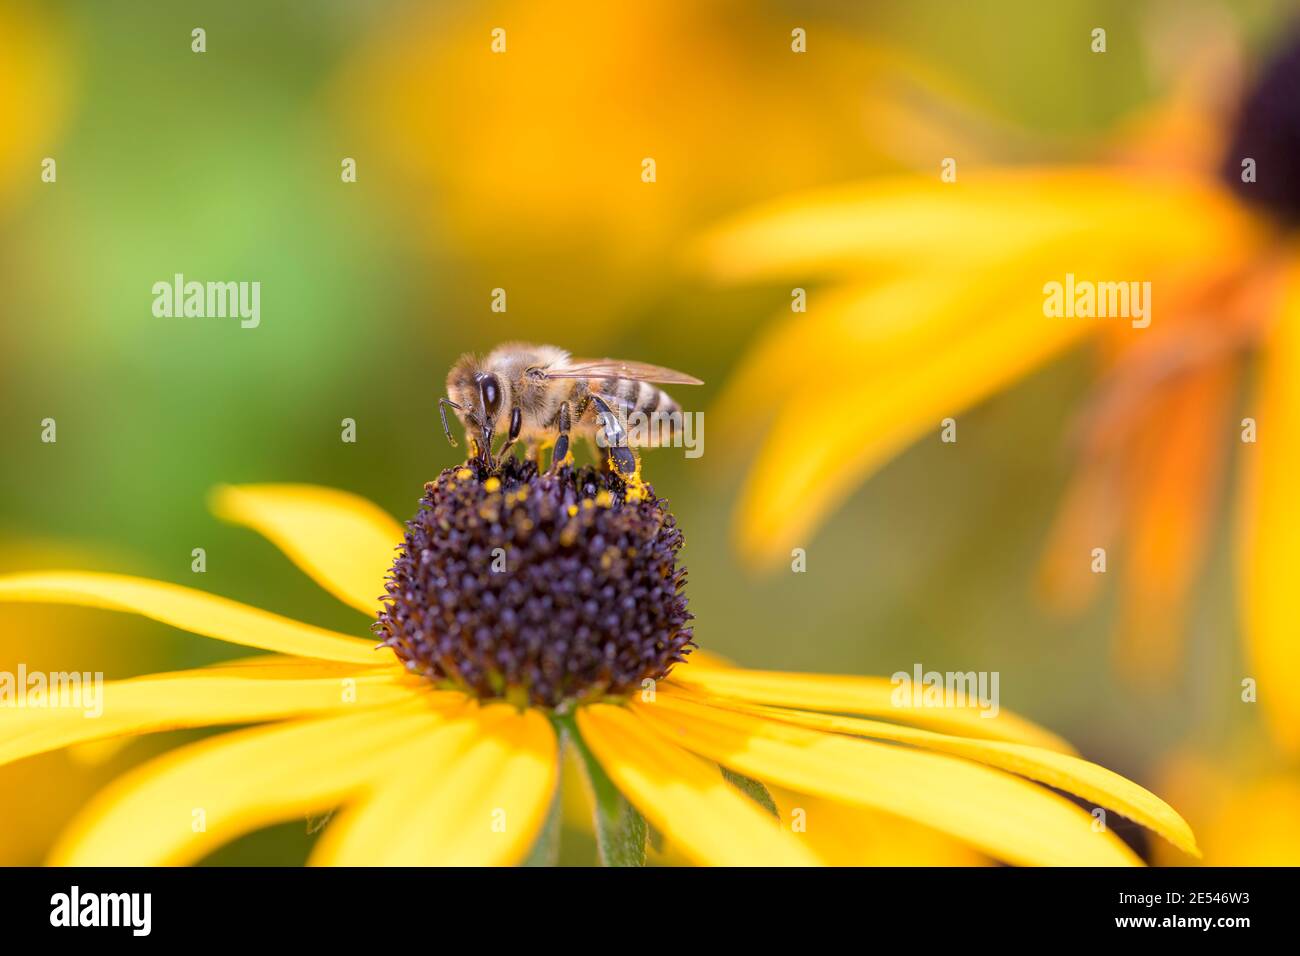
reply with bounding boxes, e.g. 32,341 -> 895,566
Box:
700,26 -> 1300,754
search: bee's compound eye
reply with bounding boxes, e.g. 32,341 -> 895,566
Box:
478,373 -> 502,417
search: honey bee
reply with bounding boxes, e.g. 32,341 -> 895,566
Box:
440,342 -> 703,475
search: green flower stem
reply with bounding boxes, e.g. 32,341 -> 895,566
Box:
554,712 -> 647,867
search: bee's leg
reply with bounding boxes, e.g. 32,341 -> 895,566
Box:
495,406 -> 523,461
438,398 -> 461,448
591,395 -> 637,476
608,445 -> 639,477
550,402 -> 573,472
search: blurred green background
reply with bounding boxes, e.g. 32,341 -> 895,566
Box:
1,0 -> 1294,864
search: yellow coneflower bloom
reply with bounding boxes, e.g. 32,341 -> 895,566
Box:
1,461 -> 1193,865
699,32 -> 1300,750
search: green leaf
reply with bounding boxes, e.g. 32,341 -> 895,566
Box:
721,766 -> 779,819
522,783 -> 563,867
556,713 -> 647,867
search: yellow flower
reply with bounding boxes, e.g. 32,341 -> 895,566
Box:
700,33 -> 1300,749
0,463 -> 1194,866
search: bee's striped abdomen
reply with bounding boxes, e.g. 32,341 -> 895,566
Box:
619,380 -> 681,447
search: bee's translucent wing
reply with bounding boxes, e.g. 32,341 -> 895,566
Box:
540,358 -> 703,385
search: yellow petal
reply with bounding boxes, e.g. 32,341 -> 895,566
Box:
0,659 -> 435,768
211,484 -> 404,617
695,692 -> 1197,857
728,264 -> 1099,566
767,786 -> 989,866
311,705 -> 557,866
711,279 -> 976,454
667,664 -> 1073,752
0,571 -> 379,663
680,647 -> 734,669
50,698 -> 451,865
1239,257 -> 1300,754
696,168 -> 1259,282
576,704 -> 818,866
635,695 -> 1141,866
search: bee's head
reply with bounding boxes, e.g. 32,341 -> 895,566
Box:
445,354 -> 506,457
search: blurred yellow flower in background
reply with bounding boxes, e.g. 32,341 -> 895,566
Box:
0,473 -> 1195,866
1153,746 -> 1300,866
701,28 -> 1300,751
332,0 -> 1008,338
0,2 -> 69,211
0,2 -> 85,862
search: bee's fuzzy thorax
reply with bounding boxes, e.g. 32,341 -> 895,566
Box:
375,456 -> 694,709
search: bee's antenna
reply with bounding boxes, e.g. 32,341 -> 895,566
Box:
438,398 -> 461,448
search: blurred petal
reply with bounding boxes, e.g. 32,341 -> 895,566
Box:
667,664 -> 1073,752
0,571 -> 379,664
1,660 -> 436,768
636,695 -> 1141,866
1239,259 -> 1300,753
727,264 -> 1095,566
50,699 -> 450,865
1036,451 -> 1124,614
702,694 -> 1197,856
696,169 -> 1258,282
211,484 -> 404,617
311,705 -> 557,866
1113,362 -> 1235,680
1153,754 -> 1300,866
576,704 -> 817,866
713,278 -> 996,454
0,4 -> 70,209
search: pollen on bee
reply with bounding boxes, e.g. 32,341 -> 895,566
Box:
619,464 -> 650,504
595,490 -> 614,508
